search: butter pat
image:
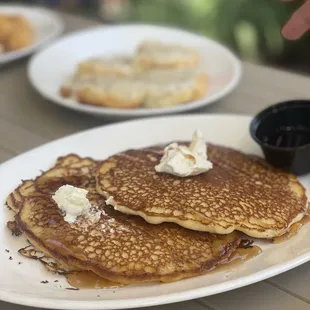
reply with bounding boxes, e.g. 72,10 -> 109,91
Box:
155,129 -> 213,177
52,185 -> 92,223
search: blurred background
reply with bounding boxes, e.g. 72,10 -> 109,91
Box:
6,0 -> 310,74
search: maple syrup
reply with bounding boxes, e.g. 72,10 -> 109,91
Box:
212,245 -> 262,272
272,211 -> 310,243
262,126 -> 310,148
66,271 -> 121,289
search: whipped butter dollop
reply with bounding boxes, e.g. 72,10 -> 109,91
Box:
52,185 -> 92,223
155,129 -> 213,177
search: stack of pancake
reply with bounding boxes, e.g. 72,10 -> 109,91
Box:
6,142 -> 308,288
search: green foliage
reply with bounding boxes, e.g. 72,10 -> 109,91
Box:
12,0 -> 310,72
126,0 -> 310,72
212,0 -> 292,61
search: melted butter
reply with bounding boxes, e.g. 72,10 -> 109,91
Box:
211,245 -> 262,273
273,212 -> 310,243
66,271 -> 121,289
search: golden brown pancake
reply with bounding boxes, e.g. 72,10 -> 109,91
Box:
10,154 -> 241,284
7,154 -> 95,213
97,143 -> 308,239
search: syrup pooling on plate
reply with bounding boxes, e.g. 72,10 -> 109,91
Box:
213,245 -> 262,272
272,206 -> 310,243
18,245 -> 122,288
66,271 -> 121,289
66,243 -> 262,289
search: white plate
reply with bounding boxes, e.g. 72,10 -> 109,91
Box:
1,114 -> 309,310
28,25 -> 242,118
0,4 -> 63,64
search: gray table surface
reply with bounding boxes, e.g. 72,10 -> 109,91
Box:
1,10 -> 310,310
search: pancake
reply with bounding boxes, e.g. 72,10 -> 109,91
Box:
7,154 -> 94,213
10,154 -> 241,284
96,143 -> 308,239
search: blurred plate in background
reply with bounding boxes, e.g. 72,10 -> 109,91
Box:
0,4 -> 63,64
28,24 -> 242,118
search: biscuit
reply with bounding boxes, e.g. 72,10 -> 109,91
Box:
135,40 -> 199,70
60,75 -> 103,99
60,84 -> 73,98
6,28 -> 33,51
144,72 -> 208,108
77,78 -> 147,109
76,57 -> 133,77
0,15 -> 33,52
59,41 -> 207,109
74,72 -> 207,109
0,16 -> 14,42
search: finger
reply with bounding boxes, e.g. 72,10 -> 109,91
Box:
281,0 -> 310,40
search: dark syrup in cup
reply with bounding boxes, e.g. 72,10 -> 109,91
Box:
263,125 -> 310,148
250,100 -> 310,175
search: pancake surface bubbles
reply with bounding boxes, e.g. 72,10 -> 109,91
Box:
97,144 -> 308,239
11,154 -> 241,284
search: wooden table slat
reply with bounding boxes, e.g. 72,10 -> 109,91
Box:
0,117 -> 47,154
0,147 -> 15,163
267,262 -> 310,303
199,281 -> 310,310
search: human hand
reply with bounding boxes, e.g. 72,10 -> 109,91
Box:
281,0 -> 310,40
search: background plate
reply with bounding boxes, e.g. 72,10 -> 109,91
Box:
0,4 -> 64,64
28,25 -> 242,118
0,115 -> 309,310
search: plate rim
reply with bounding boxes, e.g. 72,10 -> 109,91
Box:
1,252 -> 310,310
0,3 -> 64,64
1,113 -> 250,167
27,24 -> 242,117
2,113 -> 309,310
